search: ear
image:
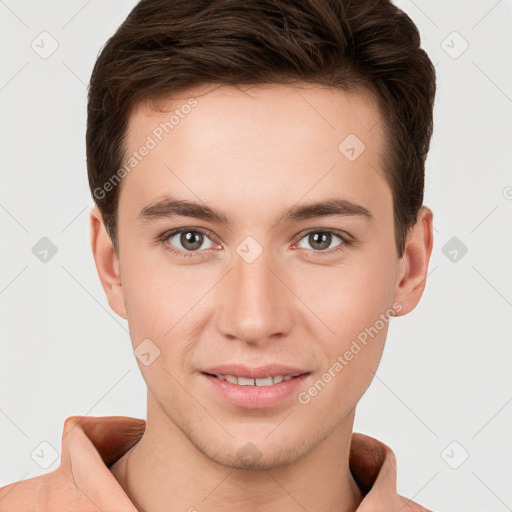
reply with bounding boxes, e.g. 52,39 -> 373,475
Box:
393,206 -> 434,316
89,206 -> 127,319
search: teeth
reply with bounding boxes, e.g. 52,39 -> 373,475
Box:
215,374 -> 295,386
255,377 -> 273,386
238,376 -> 255,386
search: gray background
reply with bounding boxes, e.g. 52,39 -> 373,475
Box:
1,1 -> 511,510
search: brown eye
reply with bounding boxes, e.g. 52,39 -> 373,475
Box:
164,229 -> 215,254
297,231 -> 344,252
179,231 -> 204,251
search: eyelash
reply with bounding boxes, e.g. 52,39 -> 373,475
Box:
158,227 -> 354,259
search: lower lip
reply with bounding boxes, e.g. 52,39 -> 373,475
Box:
202,373 -> 310,409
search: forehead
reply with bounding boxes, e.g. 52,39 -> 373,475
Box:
127,82 -> 383,154
119,83 -> 390,223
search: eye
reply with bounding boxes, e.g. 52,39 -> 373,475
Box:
160,228 -> 216,257
295,230 -> 349,254
159,227 -> 353,259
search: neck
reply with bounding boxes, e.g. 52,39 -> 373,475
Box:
110,397 -> 363,512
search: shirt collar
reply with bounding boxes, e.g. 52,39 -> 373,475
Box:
33,415 -> 428,511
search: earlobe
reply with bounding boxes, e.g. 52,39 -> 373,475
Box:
89,206 -> 128,319
393,206 -> 434,316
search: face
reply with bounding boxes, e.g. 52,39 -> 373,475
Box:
92,83 -> 431,470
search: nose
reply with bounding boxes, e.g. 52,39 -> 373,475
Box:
216,243 -> 294,345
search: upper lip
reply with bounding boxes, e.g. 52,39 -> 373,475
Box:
202,364 -> 309,379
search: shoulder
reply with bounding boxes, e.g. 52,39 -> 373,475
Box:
0,468 -> 90,511
0,414 -> 144,511
0,471 -> 49,511
0,417 -> 72,510
395,494 -> 435,512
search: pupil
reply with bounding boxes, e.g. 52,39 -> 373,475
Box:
182,231 -> 202,250
311,232 -> 330,250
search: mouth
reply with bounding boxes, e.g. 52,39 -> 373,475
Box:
200,365 -> 311,409
203,372 -> 305,386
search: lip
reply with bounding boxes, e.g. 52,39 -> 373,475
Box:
202,364 -> 308,380
201,364 -> 311,409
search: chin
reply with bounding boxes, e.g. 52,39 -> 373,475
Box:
193,429 -> 319,472
207,445 -> 302,471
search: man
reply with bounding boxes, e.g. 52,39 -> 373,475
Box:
0,0 -> 435,510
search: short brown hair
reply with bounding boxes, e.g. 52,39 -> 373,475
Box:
87,0 -> 436,257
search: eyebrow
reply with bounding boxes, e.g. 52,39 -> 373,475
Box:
137,194 -> 373,226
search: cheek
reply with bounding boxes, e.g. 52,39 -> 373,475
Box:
120,251 -> 214,360
120,265 -> 195,395
296,266 -> 396,414
119,248 -> 173,343
294,250 -> 398,399
301,254 -> 397,342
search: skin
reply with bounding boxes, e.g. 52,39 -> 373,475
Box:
91,83 -> 433,512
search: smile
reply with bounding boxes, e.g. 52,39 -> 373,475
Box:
211,374 -> 296,386
202,371 -> 311,409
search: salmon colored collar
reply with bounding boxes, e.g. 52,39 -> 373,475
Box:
1,415 -> 431,511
